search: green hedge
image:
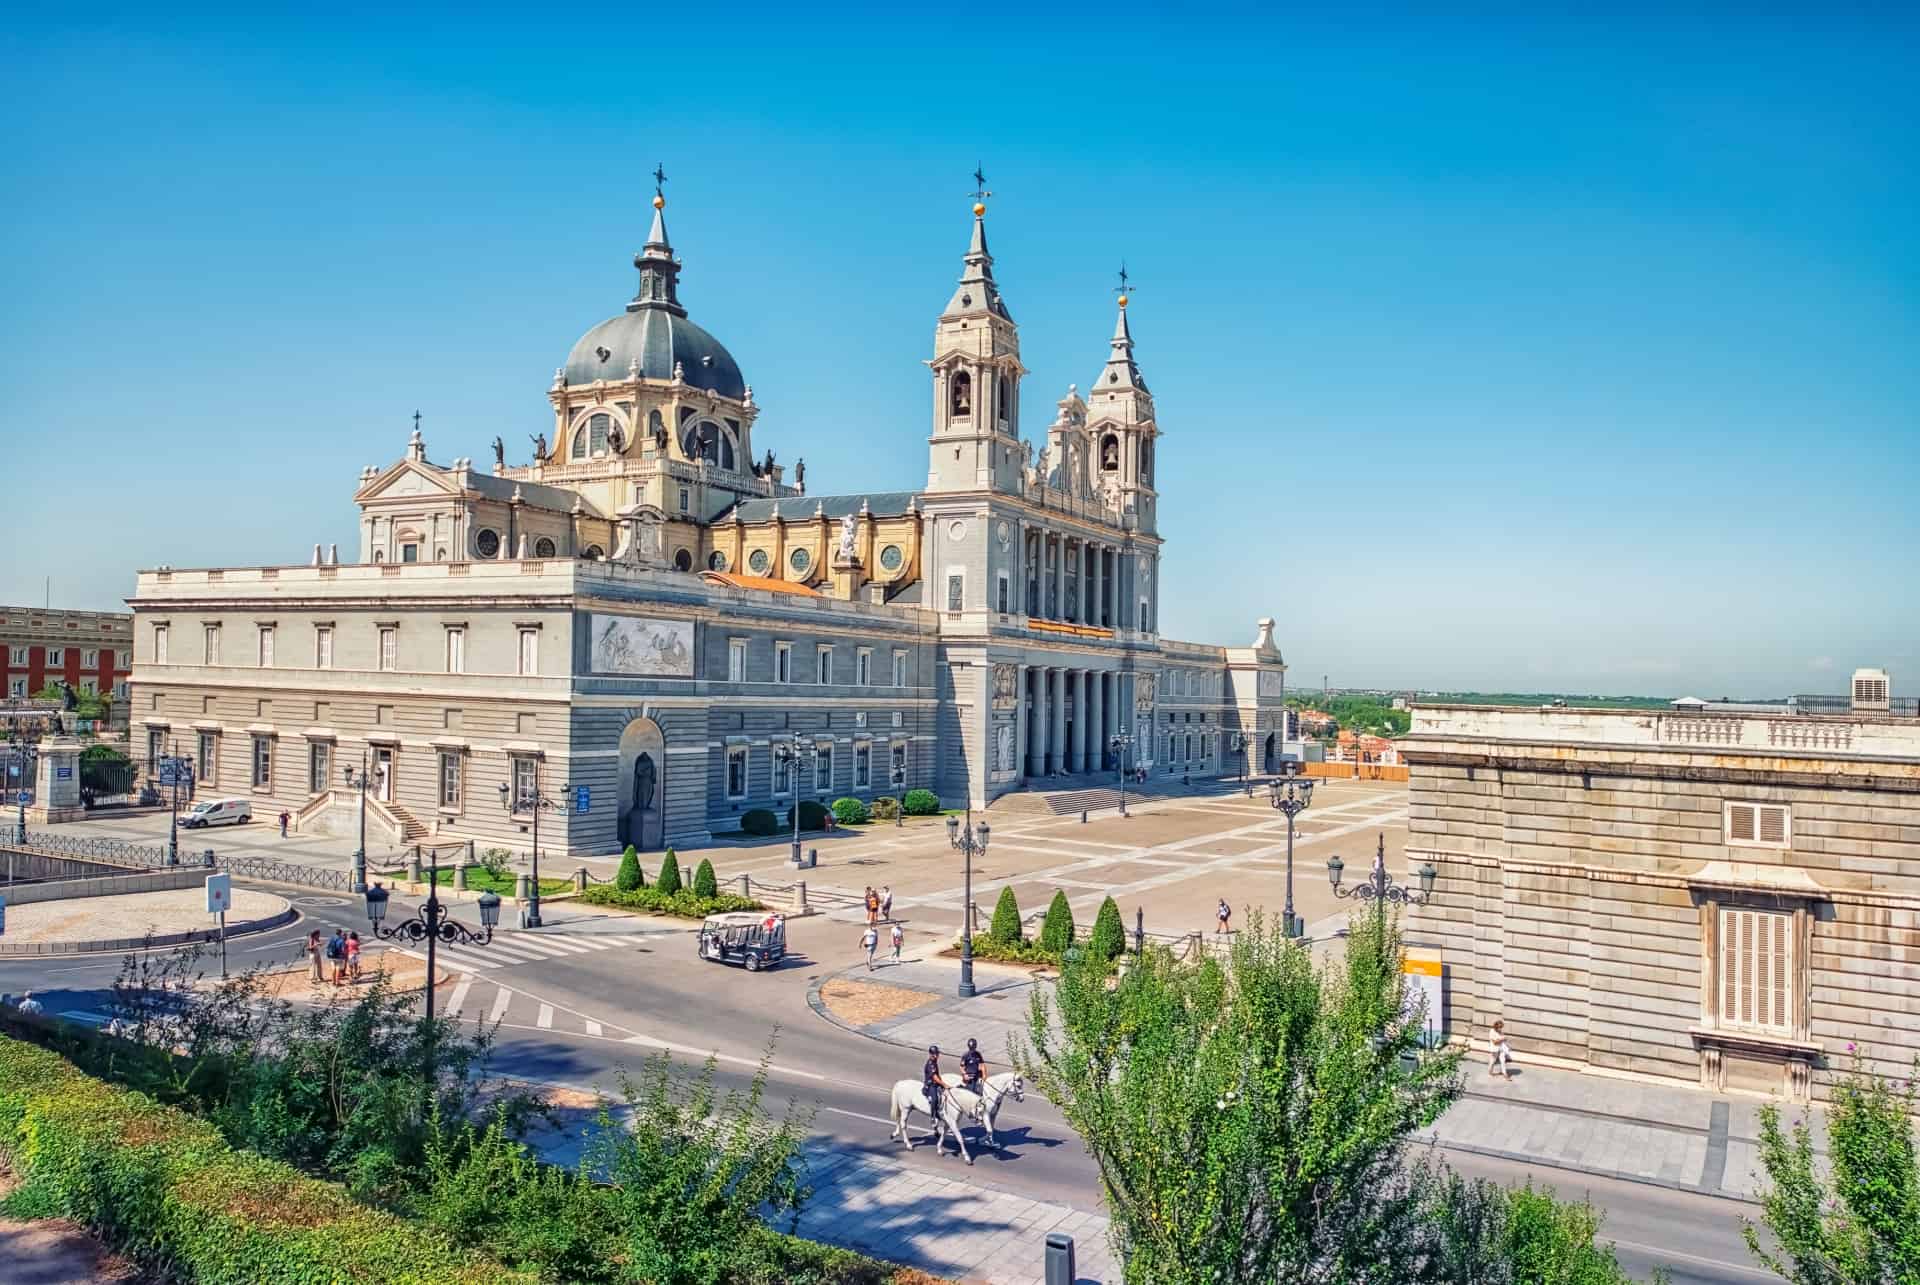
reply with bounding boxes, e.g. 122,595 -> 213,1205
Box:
0,1035 -> 526,1284
741,808 -> 781,836
966,935 -> 1060,966
656,849 -> 683,895
989,887 -> 1023,945
693,858 -> 718,898
1039,891 -> 1076,954
615,845 -> 644,891
830,796 -> 871,825
577,884 -> 762,919
901,788 -> 940,816
785,799 -> 831,831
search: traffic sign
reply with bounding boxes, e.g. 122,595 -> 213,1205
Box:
15,790 -> 28,805
575,785 -> 591,814
0,894 -> 7,936
55,766 -> 72,780
205,873 -> 232,915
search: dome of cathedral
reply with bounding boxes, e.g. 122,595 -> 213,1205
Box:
562,309 -> 746,400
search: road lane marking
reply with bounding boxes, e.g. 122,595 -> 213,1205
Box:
585,1019 -> 602,1037
1606,1239 -> 1775,1280
489,987 -> 514,1023
536,1003 -> 554,1029
823,1106 -> 895,1126
447,976 -> 473,1016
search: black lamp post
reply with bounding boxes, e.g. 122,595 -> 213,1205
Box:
1266,767 -> 1314,938
6,733 -> 27,847
772,741 -> 821,864
1108,726 -> 1134,817
1328,833 -> 1438,936
342,751 -> 381,895
946,809 -> 990,998
364,852 -> 500,1087
499,771 -> 568,928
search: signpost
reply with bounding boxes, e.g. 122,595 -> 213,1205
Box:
574,785 -> 590,814
205,872 -> 232,979
0,893 -> 8,937
1401,957 -> 1445,1048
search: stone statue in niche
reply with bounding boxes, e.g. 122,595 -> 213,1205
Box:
995,722 -> 1015,773
607,420 -> 626,453
992,663 -> 1016,709
1033,444 -> 1050,487
528,433 -> 547,461
837,513 -> 859,562
492,436 -> 505,469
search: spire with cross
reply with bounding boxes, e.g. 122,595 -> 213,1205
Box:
652,163 -> 667,200
969,165 -> 992,205
1114,262 -> 1137,307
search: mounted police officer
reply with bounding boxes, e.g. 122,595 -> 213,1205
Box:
922,1044 -> 946,1118
959,1037 -> 985,1095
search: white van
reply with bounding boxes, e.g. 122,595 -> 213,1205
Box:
181,798 -> 252,829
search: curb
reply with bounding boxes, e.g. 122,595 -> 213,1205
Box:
806,969 -> 950,1054
0,904 -> 300,957
1423,1136 -> 1763,1208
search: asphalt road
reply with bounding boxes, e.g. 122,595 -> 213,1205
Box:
0,890 -> 1779,1282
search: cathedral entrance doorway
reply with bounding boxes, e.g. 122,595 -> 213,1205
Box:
1263,733 -> 1278,774
616,717 -> 665,851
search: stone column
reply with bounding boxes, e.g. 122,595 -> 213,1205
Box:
1049,667 -> 1067,776
1089,669 -> 1105,772
1070,670 -> 1089,773
1014,664 -> 1029,779
1088,542 -> 1102,626
1052,534 -> 1065,623
1028,667 -> 1047,777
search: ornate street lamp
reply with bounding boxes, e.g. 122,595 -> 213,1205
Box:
364,857 -> 500,1027
1108,726 -> 1135,817
1266,767 -> 1314,938
1328,834 -> 1438,936
946,809 -> 990,998
498,772 -> 568,928
342,752 -> 383,895
772,741 -> 822,865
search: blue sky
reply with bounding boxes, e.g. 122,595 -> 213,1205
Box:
3,6 -> 1915,696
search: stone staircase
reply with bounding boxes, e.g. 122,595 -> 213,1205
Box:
378,799 -> 431,843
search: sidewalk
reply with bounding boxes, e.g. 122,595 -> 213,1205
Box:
813,955 -> 1819,1207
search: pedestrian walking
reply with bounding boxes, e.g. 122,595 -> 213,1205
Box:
1489,1020 -> 1514,1079
278,810 -> 290,838
305,929 -> 324,982
326,928 -> 348,986
880,885 -> 893,922
861,925 -> 880,971
889,922 -> 903,965
1216,898 -> 1232,936
864,887 -> 880,926
345,931 -> 362,982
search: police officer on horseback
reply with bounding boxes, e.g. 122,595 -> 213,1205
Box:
923,1044 -> 946,1117
960,1037 -> 985,1095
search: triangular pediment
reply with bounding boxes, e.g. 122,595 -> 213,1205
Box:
355,459 -> 462,504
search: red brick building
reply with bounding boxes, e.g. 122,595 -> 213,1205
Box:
1,606 -> 133,733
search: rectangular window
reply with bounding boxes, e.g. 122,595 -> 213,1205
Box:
251,736 -> 272,789
814,745 -> 833,791
726,746 -> 748,800
817,645 -> 833,685
257,627 -> 274,668
197,733 -> 217,783
890,742 -> 908,787
153,626 -> 168,665
1719,906 -> 1793,1035
775,642 -> 792,684
996,574 -> 1009,614
445,628 -> 465,674
439,751 -> 463,809
82,649 -> 97,667
728,639 -> 747,682
1726,802 -> 1790,849
379,628 -> 397,672
46,647 -> 63,666
947,572 -> 965,613
8,677 -> 23,698
678,487 -> 691,514
893,650 -> 909,687
199,625 -> 218,664
857,648 -> 872,686
308,741 -> 331,794
401,543 -> 419,563
772,743 -> 793,795
518,629 -> 538,676
854,742 -> 871,788
148,729 -> 165,765
7,646 -> 25,665
511,756 -> 537,808
80,678 -> 97,696
315,627 -> 333,669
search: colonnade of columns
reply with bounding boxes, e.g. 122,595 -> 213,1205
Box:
1022,529 -> 1121,629
1017,663 -> 1126,778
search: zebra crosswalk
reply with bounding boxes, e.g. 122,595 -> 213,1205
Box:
389,929 -> 661,974
434,974 -> 621,1040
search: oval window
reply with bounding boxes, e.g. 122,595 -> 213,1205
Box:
878,544 -> 904,572
748,548 -> 771,574
790,547 -> 811,573
533,537 -> 557,558
708,551 -> 729,571
673,548 -> 693,572
475,529 -> 501,558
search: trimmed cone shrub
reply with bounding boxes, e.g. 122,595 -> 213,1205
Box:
784,800 -> 830,831
990,886 -> 1023,945
692,858 -> 718,899
614,845 -> 643,892
901,788 -> 940,816
830,796 -> 870,825
740,808 -> 780,836
870,795 -> 900,820
655,849 -> 682,896
1039,890 -> 1076,955
1089,894 -> 1126,962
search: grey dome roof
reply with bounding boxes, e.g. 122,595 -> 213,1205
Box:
563,309 -> 746,400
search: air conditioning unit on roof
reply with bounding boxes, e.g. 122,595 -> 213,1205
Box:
1852,668 -> 1891,712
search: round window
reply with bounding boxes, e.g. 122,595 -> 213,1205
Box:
673,548 -> 693,572
947,519 -> 966,542
475,529 -> 500,559
581,545 -> 604,560
878,544 -> 904,572
790,547 -> 811,573
708,551 -> 728,571
748,548 -> 770,574
533,537 -> 557,558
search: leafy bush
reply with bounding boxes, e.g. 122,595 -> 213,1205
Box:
478,846 -> 515,882
784,799 -> 831,831
692,858 -> 718,899
901,788 -> 940,816
1418,1168 -> 1644,1284
989,887 -> 1022,945
655,849 -> 682,896
615,845 -> 643,892
0,1035 -> 526,1284
870,796 -> 900,820
1039,891 -> 1076,954
576,884 -> 762,919
831,796 -> 871,825
967,935 -> 1059,966
741,808 -> 781,836
1089,896 -> 1126,963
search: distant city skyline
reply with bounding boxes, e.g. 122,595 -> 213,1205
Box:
3,8 -> 1914,696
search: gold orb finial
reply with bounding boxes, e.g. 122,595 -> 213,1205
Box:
652,194 -> 665,210
1118,294 -> 1129,308
972,201 -> 985,217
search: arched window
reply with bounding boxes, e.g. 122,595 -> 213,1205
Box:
673,548 -> 693,572
1101,434 -> 1120,472
708,550 -> 728,571
682,423 -> 720,464
648,409 -> 665,448
589,413 -> 610,455
571,427 -> 588,459
581,544 -> 604,560
997,374 -> 1010,424
1141,439 -> 1153,484
720,434 -> 735,471
950,370 -> 972,417
475,529 -> 501,559
533,537 -> 557,558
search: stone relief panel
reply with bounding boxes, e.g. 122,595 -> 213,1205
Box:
1135,672 -> 1156,711
993,721 -> 1017,778
590,614 -> 694,677
992,664 -> 1018,710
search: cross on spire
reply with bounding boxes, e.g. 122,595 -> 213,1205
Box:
969,165 -> 992,203
412,409 -> 422,432
1114,263 -> 1136,301
652,163 -> 667,198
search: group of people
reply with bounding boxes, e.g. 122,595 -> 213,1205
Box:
306,927 -> 361,986
0,991 -> 43,1015
858,885 -> 902,971
921,1038 -> 987,1117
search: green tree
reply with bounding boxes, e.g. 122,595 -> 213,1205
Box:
1014,909 -> 1463,1284
1420,1169 -> 1647,1284
989,887 -> 1023,945
615,845 -> 643,892
1039,891 -> 1076,955
1745,1048 -> 1920,1284
692,858 -> 718,899
655,850 -> 682,896
1088,896 -> 1126,963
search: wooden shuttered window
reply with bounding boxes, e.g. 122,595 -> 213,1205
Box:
1719,907 -> 1792,1035
1726,802 -> 1790,848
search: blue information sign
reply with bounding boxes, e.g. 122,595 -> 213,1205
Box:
55,766 -> 73,780
575,785 -> 590,814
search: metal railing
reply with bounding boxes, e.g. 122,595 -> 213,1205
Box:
4,831 -> 354,893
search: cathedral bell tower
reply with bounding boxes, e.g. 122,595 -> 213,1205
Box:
1086,269 -> 1159,535
926,174 -> 1027,494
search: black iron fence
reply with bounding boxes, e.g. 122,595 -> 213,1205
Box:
3,831 -> 353,893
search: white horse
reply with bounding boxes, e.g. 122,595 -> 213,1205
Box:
888,1079 -> 976,1163
946,1072 -> 1026,1149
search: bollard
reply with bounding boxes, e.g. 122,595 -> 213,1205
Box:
203,848 -> 216,868
453,863 -> 468,891
794,881 -> 808,913
407,853 -> 423,884
1044,1232 -> 1075,1285
1080,810 -> 1087,824
739,873 -> 751,898
807,847 -> 818,869
516,872 -> 531,902
1134,906 -> 1145,954
574,866 -> 588,892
